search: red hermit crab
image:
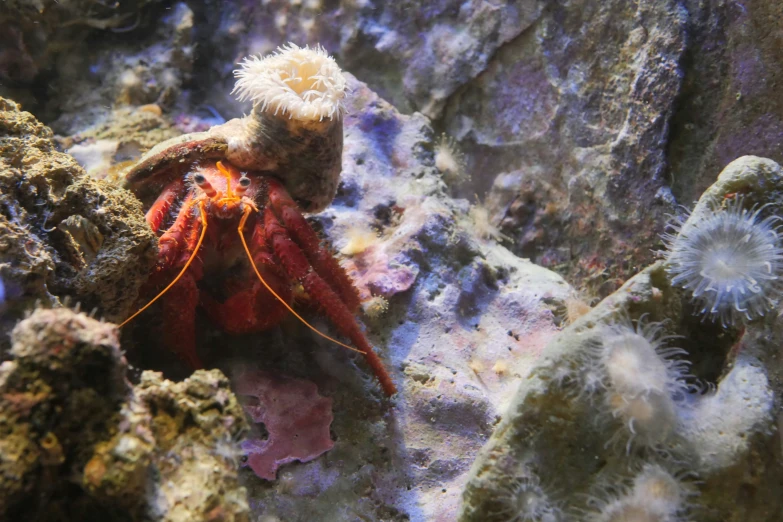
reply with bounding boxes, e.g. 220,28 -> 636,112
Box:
120,44 -> 396,396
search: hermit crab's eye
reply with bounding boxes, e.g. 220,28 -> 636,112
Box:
192,172 -> 217,197
236,176 -> 252,195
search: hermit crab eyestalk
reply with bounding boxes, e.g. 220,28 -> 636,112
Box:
192,172 -> 217,197
236,175 -> 251,195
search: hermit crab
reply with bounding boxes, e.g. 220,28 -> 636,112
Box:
121,44 -> 396,396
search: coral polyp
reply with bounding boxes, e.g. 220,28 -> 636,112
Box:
434,133 -> 469,186
663,197 -> 783,324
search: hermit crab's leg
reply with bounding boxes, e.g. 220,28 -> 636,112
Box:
267,179 -> 361,312
145,177 -> 186,234
160,270 -> 203,369
261,205 -> 397,397
119,199 -> 208,328
201,214 -> 292,334
237,206 -> 366,356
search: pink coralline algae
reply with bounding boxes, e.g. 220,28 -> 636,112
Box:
342,244 -> 417,301
234,371 -> 335,481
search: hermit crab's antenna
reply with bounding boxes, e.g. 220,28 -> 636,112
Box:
119,199 -> 208,328
236,205 -> 365,354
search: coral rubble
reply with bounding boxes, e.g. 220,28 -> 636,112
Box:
0,307 -> 249,522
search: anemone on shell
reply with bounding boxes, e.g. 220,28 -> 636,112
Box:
232,43 -> 347,122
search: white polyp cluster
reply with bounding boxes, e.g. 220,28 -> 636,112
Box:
597,318 -> 691,448
663,196 -> 783,325
590,465 -> 688,522
232,43 -> 347,121
494,474 -> 560,522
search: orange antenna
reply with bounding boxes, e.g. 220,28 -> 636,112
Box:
237,205 -> 365,355
120,200 -> 208,328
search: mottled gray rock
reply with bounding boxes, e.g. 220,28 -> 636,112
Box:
668,1 -> 783,206
459,156 -> 783,522
178,0 -> 541,119
442,0 -> 687,296
0,1 -> 192,131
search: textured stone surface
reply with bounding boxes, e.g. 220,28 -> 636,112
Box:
668,1 -> 783,205
7,0 -> 783,300
0,0 -> 191,131
459,156 -> 783,522
441,0 -> 687,296
0,307 -> 249,522
169,0 -> 541,119
0,97 -> 156,356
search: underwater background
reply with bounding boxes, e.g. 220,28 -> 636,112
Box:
1,1 -> 783,521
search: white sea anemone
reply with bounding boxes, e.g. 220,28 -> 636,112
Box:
493,474 -> 561,522
594,317 -> 692,448
587,464 -> 690,522
663,197 -> 783,325
468,203 -> 512,243
434,133 -> 469,186
233,43 -> 347,121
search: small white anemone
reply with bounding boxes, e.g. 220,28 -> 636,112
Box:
595,317 -> 692,449
434,133 -> 469,186
493,474 -> 561,522
233,43 -> 347,121
663,196 -> 783,325
587,464 -> 691,522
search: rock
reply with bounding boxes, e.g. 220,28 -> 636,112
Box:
59,106 -> 181,181
0,307 -> 250,522
0,97 -> 156,356
441,0 -> 687,296
459,156 -> 783,522
668,1 -> 783,206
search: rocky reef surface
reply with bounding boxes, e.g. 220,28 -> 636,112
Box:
180,77 -> 571,522
459,156 -> 783,522
0,307 -> 249,522
0,97 -> 156,357
8,0 -> 780,297
0,62 -> 573,522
